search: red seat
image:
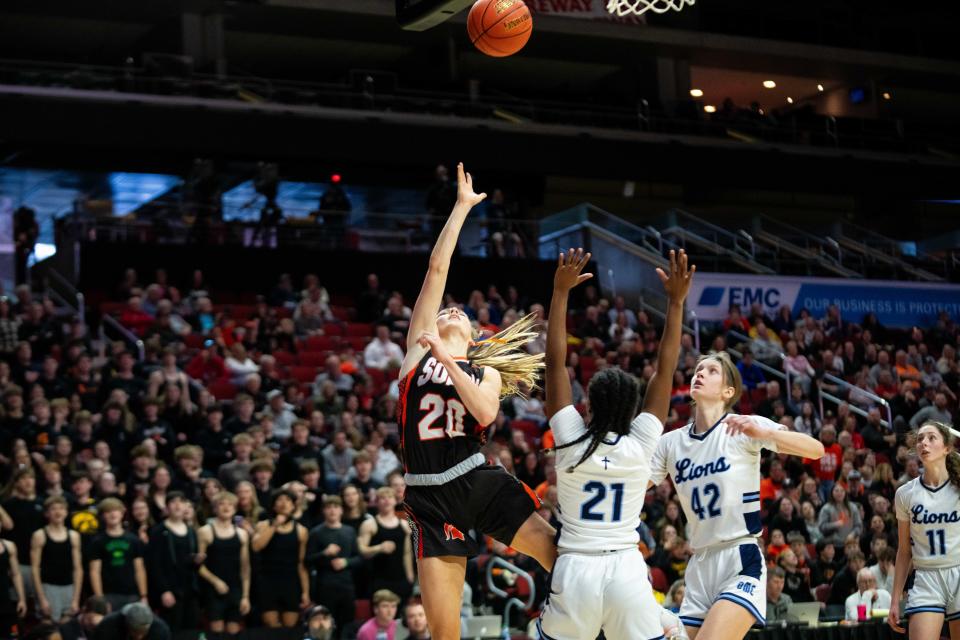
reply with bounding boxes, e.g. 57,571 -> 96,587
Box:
207,379 -> 237,400
353,599 -> 371,622
331,306 -> 351,321
345,336 -> 371,351
184,333 -> 206,349
303,336 -> 339,352
346,322 -> 374,337
814,584 -> 831,603
511,420 -> 540,446
649,566 -> 669,593
289,366 -> 318,383
579,356 -> 597,385
367,368 -> 388,395
272,351 -> 295,367
297,352 -> 327,367
322,323 -> 345,337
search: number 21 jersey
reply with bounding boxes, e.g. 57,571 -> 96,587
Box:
398,352 -> 487,475
649,414 -> 781,551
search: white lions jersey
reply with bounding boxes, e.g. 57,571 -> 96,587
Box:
549,405 -> 662,553
895,476 -> 960,569
649,414 -> 781,551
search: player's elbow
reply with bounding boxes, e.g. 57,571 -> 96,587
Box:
807,439 -> 825,459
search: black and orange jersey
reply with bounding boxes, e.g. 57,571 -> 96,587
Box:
397,351 -> 488,475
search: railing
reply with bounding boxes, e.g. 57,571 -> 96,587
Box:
725,329 -> 790,389
484,555 -> 536,640
100,314 -> 145,361
43,268 -> 85,329
820,372 -> 893,429
3,58 -> 955,154
637,287 -> 700,353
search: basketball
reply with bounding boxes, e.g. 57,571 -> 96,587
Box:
467,0 -> 533,58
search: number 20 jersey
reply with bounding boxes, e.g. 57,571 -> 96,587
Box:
398,352 -> 487,476
649,414 -> 781,551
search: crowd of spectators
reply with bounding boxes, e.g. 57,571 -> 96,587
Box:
0,267 -> 957,639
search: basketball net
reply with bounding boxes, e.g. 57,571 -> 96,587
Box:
606,0 -> 694,16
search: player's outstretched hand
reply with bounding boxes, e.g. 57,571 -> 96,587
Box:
725,414 -> 773,439
456,162 -> 487,209
554,248 -> 593,292
656,249 -> 695,302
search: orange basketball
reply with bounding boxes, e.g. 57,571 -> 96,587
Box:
467,0 -> 533,58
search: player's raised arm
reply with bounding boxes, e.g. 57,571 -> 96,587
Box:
401,163 -> 486,376
641,249 -> 695,424
545,248 -> 592,420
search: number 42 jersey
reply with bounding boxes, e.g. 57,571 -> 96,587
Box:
649,414 -> 782,551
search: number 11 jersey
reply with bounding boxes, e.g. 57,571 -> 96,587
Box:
649,414 -> 782,551
398,352 -> 487,476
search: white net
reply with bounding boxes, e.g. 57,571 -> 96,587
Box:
606,0 -> 695,16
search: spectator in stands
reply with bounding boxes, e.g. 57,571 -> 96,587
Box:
0,297 -> 22,357
844,567 -> 890,621
784,340 -> 816,395
723,305 -> 750,334
817,483 -> 863,547
750,321 -> 783,366
147,492 -> 199,632
827,550 -> 865,606
356,589 -> 400,640
263,389 -> 296,441
224,344 -> 258,387
402,599 -> 430,639
30,496 -> 82,623
778,546 -> 812,603
358,487 -> 413,602
909,390 -> 952,427
304,604 -> 336,640
867,350 -> 898,388
89,498 -> 148,613
307,496 -> 360,637
868,546 -> 895,595
860,408 -> 896,457
357,274 -> 387,323
92,601 -> 172,640
219,433 -> 255,490
794,401 -> 821,437
313,356 -> 354,397
120,297 -> 154,338
363,324 -> 404,372
606,296 -> 637,330
322,431 -> 355,493
766,567 -> 792,623
59,595 -> 108,640
736,349 -> 766,392
224,394 -> 256,435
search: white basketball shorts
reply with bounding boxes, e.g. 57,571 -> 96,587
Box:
537,547 -> 666,640
906,566 -> 960,621
680,538 -> 767,628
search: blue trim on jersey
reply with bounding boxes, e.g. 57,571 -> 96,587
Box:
536,617 -> 559,640
947,611 -> 960,621
602,433 -> 623,446
905,606 -> 946,615
738,543 -> 763,579
743,511 -> 763,534
689,413 -> 729,441
647,636 -> 666,640
716,593 -> 766,626
742,491 -> 760,497
680,616 -> 704,627
742,494 -> 760,504
920,477 -> 950,493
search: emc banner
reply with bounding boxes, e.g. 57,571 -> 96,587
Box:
689,273 -> 960,328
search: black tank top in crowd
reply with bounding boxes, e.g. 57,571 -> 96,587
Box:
369,517 -> 406,584
205,526 -> 242,588
40,529 -> 73,586
0,543 -> 12,601
398,351 -> 487,475
260,524 -> 299,579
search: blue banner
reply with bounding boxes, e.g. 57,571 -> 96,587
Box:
689,273 -> 960,328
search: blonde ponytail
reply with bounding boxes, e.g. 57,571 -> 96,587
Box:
468,312 -> 544,398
